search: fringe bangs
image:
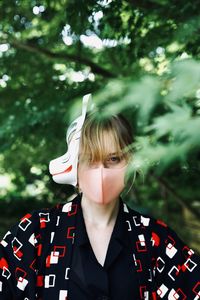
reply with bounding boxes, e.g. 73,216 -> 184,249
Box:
78,111 -> 133,164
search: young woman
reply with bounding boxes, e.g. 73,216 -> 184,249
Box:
0,95 -> 199,300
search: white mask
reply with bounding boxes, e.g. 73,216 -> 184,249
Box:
49,94 -> 95,186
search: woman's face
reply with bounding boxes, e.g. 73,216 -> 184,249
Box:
77,131 -> 127,171
76,132 -> 129,204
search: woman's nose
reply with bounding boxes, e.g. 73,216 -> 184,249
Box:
91,161 -> 106,168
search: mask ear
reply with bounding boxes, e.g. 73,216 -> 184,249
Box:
49,93 -> 94,187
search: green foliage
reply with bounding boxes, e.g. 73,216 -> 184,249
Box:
0,0 -> 199,251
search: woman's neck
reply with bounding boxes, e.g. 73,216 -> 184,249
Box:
80,194 -> 120,229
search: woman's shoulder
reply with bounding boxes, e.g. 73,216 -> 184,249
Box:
21,194 -> 79,221
125,202 -> 188,249
124,201 -> 169,231
1,196 -> 78,244
126,202 -> 200,259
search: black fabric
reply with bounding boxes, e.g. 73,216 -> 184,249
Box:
0,192 -> 200,299
68,197 -> 140,300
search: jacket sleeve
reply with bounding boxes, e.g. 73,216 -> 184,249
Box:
151,219 -> 200,299
0,211 -> 41,299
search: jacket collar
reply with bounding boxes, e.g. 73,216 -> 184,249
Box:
73,193 -> 130,248
41,193 -> 156,299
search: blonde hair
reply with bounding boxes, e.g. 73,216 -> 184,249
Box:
76,110 -> 135,195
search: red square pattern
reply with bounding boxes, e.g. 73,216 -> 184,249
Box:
136,240 -> 147,252
67,227 -> 75,239
165,235 -> 175,248
53,246 -> 66,257
174,288 -> 186,300
193,282 -> 200,296
15,267 -> 27,282
68,204 -> 78,216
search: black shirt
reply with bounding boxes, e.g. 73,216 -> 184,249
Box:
68,197 -> 140,300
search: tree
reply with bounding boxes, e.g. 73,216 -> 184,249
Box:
0,0 -> 200,252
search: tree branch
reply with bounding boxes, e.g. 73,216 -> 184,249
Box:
9,39 -> 116,78
153,174 -> 200,219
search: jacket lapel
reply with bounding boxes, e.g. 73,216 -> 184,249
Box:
123,201 -> 157,300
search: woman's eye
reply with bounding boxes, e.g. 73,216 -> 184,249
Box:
108,156 -> 121,162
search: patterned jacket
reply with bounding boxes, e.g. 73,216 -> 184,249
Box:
0,193 -> 199,299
